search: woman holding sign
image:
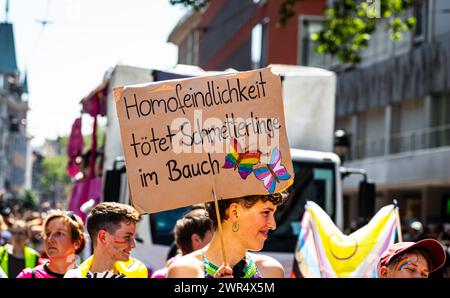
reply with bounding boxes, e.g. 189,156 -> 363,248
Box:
167,193 -> 287,278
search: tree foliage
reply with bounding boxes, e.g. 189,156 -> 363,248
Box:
40,156 -> 71,201
57,123 -> 106,153
311,0 -> 417,64
18,189 -> 39,210
169,0 -> 418,64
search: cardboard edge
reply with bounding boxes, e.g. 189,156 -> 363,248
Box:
113,86 -> 125,105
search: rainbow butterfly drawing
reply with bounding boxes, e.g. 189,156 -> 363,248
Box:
254,147 -> 291,194
222,138 -> 261,180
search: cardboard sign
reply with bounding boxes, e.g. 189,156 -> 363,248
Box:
114,67 -> 293,214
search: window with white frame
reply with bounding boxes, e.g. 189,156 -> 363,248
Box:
251,20 -> 268,69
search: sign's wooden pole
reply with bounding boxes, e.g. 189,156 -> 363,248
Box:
213,184 -> 227,265
393,200 -> 403,242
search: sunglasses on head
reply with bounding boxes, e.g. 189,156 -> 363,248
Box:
65,211 -> 77,222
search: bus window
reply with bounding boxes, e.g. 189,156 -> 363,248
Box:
313,168 -> 334,216
149,206 -> 191,246
262,161 -> 336,252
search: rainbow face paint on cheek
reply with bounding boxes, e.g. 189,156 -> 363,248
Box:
394,256 -> 410,271
113,241 -> 129,249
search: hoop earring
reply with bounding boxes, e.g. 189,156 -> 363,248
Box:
232,222 -> 239,232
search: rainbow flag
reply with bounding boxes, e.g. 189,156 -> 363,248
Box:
293,201 -> 399,277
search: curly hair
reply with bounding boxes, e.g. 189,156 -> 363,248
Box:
43,210 -> 87,255
206,192 -> 288,230
87,202 -> 141,246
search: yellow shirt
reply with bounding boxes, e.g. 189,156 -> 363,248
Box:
74,256 -> 148,278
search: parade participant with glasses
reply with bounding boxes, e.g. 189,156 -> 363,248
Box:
0,220 -> 40,277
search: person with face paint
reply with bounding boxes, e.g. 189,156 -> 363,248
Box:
17,211 -> 86,278
378,238 -> 447,278
64,202 -> 148,278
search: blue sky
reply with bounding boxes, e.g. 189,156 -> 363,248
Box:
3,0 -> 187,147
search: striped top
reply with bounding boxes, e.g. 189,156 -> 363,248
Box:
202,252 -> 261,278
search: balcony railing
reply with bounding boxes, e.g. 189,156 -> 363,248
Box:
352,137 -> 385,160
350,124 -> 450,160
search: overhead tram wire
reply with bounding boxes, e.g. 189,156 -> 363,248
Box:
24,0 -> 53,73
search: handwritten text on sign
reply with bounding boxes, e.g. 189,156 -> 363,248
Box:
114,68 -> 293,214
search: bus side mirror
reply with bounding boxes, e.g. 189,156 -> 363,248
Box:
358,180 -> 376,220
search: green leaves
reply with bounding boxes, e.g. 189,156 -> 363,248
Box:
406,16 -> 417,28
276,0 -> 417,64
40,156 -> 70,189
169,0 -> 418,65
39,155 -> 71,203
312,0 -> 417,64
18,189 -> 39,210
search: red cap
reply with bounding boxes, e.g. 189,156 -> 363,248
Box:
379,238 -> 447,272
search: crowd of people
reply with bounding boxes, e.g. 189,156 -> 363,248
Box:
0,190 -> 449,279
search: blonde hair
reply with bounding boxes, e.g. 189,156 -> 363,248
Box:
43,210 -> 86,255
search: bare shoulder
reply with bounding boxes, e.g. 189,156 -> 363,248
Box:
249,253 -> 285,278
167,251 -> 204,278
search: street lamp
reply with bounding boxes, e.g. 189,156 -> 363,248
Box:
334,129 -> 350,163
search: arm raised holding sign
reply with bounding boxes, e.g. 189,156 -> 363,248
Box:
167,193 -> 287,278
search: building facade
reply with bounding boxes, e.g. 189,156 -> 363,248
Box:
168,0 -> 326,70
330,0 -> 450,227
168,0 -> 450,228
0,22 -> 30,199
